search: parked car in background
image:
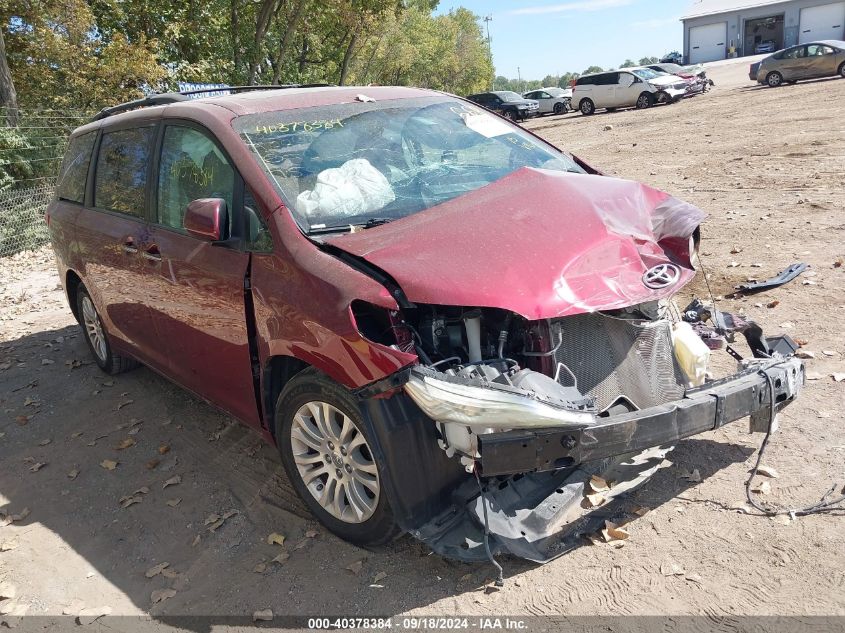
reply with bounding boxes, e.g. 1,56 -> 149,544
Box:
757,40 -> 845,87
661,51 -> 684,64
629,67 -> 690,103
755,40 -> 776,54
572,70 -> 680,115
646,63 -> 713,93
48,84 -> 805,565
466,91 -> 540,120
522,87 -> 572,115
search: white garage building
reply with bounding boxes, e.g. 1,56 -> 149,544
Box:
682,0 -> 845,63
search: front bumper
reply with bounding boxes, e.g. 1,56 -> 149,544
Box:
663,87 -> 688,100
412,357 -> 804,562
478,357 -> 804,476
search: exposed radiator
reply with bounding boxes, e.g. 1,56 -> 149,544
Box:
551,313 -> 686,411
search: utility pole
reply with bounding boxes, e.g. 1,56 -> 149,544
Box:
483,15 -> 493,90
517,66 -> 522,93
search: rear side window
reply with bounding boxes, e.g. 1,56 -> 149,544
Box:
576,76 -> 595,86
94,127 -> 154,218
157,126 -> 234,231
595,73 -> 618,85
56,132 -> 96,204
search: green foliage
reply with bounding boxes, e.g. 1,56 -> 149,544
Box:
639,56 -> 659,65
619,59 -> 635,68
0,126 -> 32,191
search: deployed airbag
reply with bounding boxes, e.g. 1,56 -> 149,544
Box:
297,158 -> 395,220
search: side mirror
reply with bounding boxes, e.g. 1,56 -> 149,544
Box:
184,198 -> 227,242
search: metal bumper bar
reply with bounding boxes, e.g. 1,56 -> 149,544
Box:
478,357 -> 804,477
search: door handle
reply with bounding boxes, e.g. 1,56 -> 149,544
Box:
122,237 -> 138,254
141,244 -> 161,262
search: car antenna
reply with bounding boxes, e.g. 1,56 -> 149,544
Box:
474,467 -> 505,587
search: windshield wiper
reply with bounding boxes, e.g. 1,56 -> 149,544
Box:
306,217 -> 393,236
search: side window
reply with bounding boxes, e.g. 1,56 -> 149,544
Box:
243,188 -> 273,252
808,44 -> 833,56
57,132 -> 96,204
94,127 -> 153,217
157,126 -> 234,232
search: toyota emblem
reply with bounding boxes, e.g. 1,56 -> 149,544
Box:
643,263 -> 681,290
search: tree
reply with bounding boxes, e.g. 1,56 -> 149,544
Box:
619,59 -> 635,68
582,65 -> 603,75
638,56 -> 659,65
0,26 -> 19,127
3,0 -> 165,111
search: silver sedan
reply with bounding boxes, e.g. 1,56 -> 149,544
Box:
757,40 -> 845,87
522,87 -> 572,115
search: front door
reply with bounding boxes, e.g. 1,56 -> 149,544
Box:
806,43 -> 840,76
144,122 -> 261,428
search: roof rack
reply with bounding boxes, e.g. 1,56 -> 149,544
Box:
90,83 -> 332,122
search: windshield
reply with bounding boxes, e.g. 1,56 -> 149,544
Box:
631,68 -> 664,80
234,97 -> 584,233
496,91 -> 524,102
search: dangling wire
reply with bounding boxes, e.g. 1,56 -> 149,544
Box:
746,367 -> 845,516
473,467 -> 504,587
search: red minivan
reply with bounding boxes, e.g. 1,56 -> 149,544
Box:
48,85 -> 803,565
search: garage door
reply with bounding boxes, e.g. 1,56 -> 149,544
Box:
799,2 -> 845,43
689,22 -> 727,64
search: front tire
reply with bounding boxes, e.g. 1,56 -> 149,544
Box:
636,92 -> 654,109
579,98 -> 595,115
275,368 -> 399,546
76,286 -> 139,375
553,102 -> 565,115
766,71 -> 783,87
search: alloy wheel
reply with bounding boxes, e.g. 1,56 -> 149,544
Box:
767,72 -> 782,87
81,295 -> 107,362
290,401 -> 380,524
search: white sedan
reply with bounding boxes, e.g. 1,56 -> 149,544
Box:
522,87 -> 572,115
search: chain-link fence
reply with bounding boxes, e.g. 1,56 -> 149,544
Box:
1,106 -> 91,258
0,182 -> 55,257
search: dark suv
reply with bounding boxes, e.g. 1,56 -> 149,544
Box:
466,91 -> 539,120
48,85 -> 804,564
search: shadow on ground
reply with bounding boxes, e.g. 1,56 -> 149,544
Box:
0,325 -> 754,629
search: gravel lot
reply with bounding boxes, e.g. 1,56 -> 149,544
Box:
1,60 -> 844,626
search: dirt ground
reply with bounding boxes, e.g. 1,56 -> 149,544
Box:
1,60 -> 844,628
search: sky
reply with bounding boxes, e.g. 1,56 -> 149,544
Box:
436,0 -> 686,80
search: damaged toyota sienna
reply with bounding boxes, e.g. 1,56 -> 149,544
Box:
48,85 -> 804,567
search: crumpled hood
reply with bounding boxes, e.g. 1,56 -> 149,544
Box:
326,168 -> 706,320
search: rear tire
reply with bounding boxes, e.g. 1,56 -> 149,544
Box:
579,99 -> 595,115
766,71 -> 783,87
275,368 -> 400,547
635,92 -> 654,109
838,62 -> 845,78
76,286 -> 139,375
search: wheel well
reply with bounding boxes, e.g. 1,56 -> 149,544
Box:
264,355 -> 309,439
66,271 -> 83,323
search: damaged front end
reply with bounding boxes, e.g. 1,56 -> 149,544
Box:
380,302 -> 804,563
336,173 -> 804,563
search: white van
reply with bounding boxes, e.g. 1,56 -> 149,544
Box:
571,69 -> 687,115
